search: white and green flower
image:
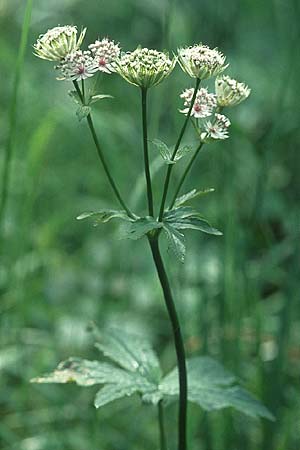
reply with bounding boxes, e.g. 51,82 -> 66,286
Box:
215,75 -> 251,107
179,87 -> 216,118
115,47 -> 175,88
34,25 -> 86,61
204,113 -> 231,140
88,38 -> 121,74
178,44 -> 227,80
57,50 -> 98,81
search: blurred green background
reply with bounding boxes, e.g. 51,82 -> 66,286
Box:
1,0 -> 300,449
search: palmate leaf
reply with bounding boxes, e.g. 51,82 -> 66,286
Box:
76,105 -> 91,121
152,139 -> 193,164
174,188 -> 215,208
31,330 -> 274,420
163,223 -> 186,263
159,357 -> 275,420
119,217 -> 162,240
77,209 -> 131,226
164,206 -> 222,236
92,326 -> 161,384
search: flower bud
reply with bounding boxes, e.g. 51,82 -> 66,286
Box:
215,75 -> 251,107
34,26 -> 86,61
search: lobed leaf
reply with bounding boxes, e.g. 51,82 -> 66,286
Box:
174,188 -> 215,207
151,139 -> 174,164
174,144 -> 193,161
76,209 -> 130,225
119,217 -> 162,240
89,94 -> 114,105
76,105 -> 91,121
163,223 -> 186,263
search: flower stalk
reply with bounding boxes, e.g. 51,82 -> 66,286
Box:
141,87 -> 154,216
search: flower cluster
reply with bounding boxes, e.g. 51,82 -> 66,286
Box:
204,113 -> 231,140
115,47 -> 175,88
180,87 -> 216,118
88,38 -> 120,74
34,26 -> 86,61
56,50 -> 98,81
178,44 -> 227,80
215,75 -> 251,106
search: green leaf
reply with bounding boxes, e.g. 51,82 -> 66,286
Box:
163,223 -> 186,263
76,105 -> 91,121
89,94 -> 114,105
160,357 -> 275,420
68,90 -> 81,105
30,357 -> 132,386
95,383 -> 138,408
164,206 -> 222,236
119,217 -> 162,240
93,327 -> 161,384
76,209 -> 130,226
174,144 -> 193,161
174,188 -> 215,207
151,139 -> 174,164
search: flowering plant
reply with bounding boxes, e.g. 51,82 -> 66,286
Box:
32,25 -> 273,450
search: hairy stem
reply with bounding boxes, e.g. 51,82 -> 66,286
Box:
169,141 -> 205,208
158,77 -> 201,220
158,400 -> 167,450
149,236 -> 187,450
0,0 -> 33,229
73,81 -> 134,219
141,87 -> 154,216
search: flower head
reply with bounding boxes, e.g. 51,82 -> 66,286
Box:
180,87 -> 216,118
34,25 -> 86,61
88,38 -> 121,74
57,50 -> 98,81
204,113 -> 231,140
115,47 -> 175,88
178,44 -> 227,80
215,75 -> 251,107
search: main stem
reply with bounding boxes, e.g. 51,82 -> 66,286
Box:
73,81 -> 134,219
158,77 -> 201,220
158,400 -> 167,450
169,141 -> 204,209
149,236 -> 187,450
141,87 -> 154,217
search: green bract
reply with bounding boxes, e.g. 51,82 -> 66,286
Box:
114,47 -> 176,88
33,25 -> 86,61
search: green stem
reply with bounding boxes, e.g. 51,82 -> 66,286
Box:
141,87 -> 154,216
0,0 -> 33,229
158,400 -> 167,450
169,141 -> 205,209
158,77 -> 201,220
73,81 -> 134,219
148,236 -> 187,450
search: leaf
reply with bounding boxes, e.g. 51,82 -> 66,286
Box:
31,357 -> 132,386
68,90 -> 81,105
76,209 -> 130,226
93,327 -> 161,384
160,357 -> 275,420
174,144 -> 193,161
89,94 -> 114,105
174,188 -> 215,207
95,383 -> 138,408
119,217 -> 162,240
76,105 -> 91,121
164,206 -> 222,236
151,139 -> 174,164
172,217 -> 222,236
163,223 -> 186,263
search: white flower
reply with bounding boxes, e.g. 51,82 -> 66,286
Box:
57,50 -> 98,81
115,47 -> 175,88
204,113 -> 231,140
179,87 -> 216,118
88,38 -> 121,74
215,75 -> 251,106
178,44 -> 228,80
34,25 -> 86,61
